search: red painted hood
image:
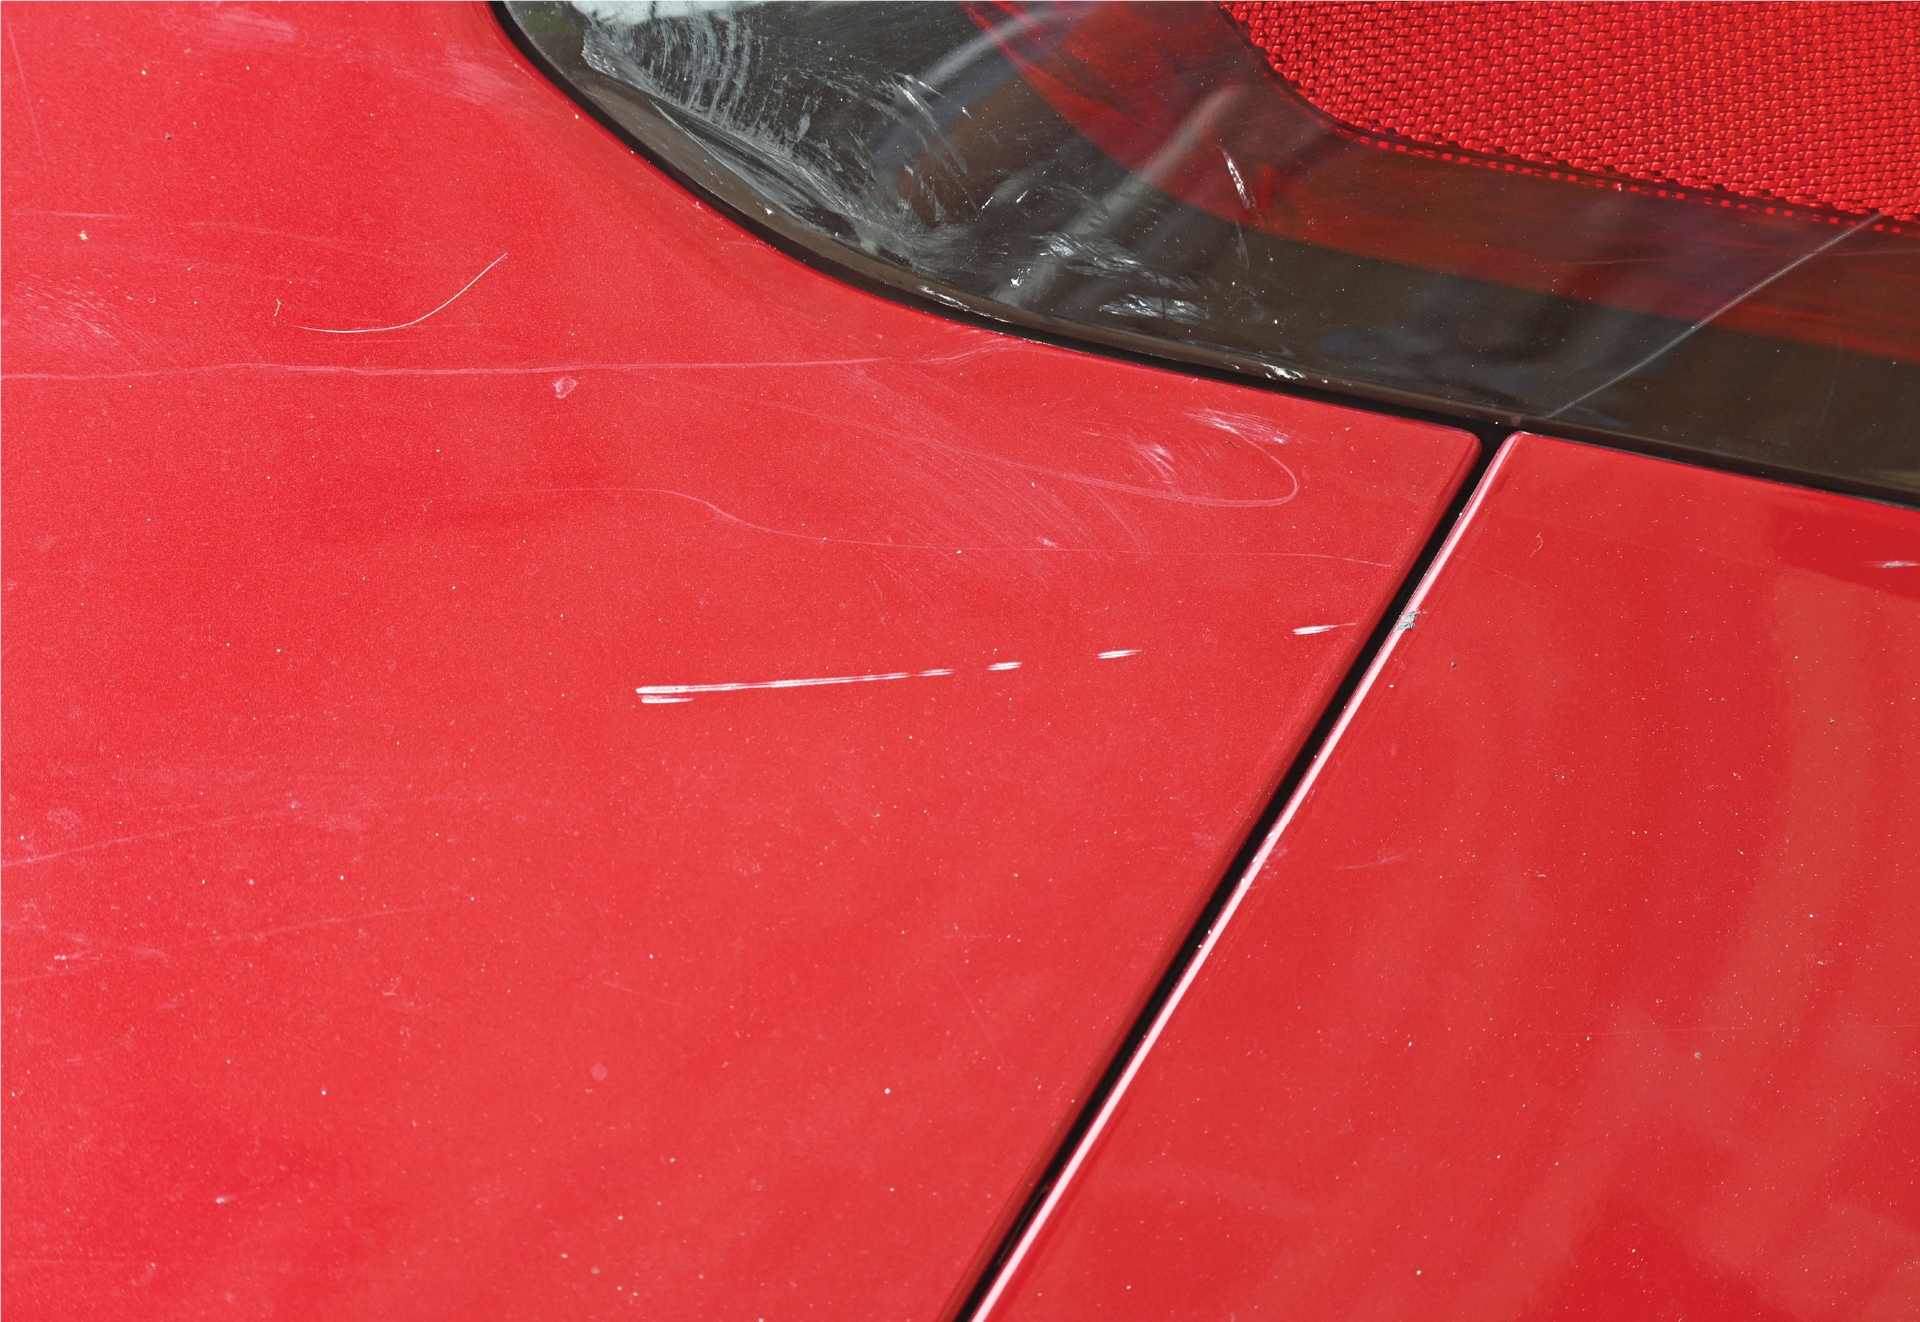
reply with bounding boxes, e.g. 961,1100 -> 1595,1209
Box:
1,5 -> 1472,1316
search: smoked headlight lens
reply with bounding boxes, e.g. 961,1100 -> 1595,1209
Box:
505,1 -> 1920,500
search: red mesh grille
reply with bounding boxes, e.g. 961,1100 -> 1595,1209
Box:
1223,1 -> 1920,221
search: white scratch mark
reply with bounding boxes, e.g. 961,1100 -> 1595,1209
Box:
1869,560 -> 1917,568
946,964 -> 1013,1072
3,899 -> 468,986
1097,649 -> 1140,659
563,486 -> 1373,560
1543,200 -> 1906,419
203,903 -> 460,948
986,661 -> 1022,671
3,354 -> 897,382
1332,850 -> 1408,871
553,375 -> 578,399
206,6 -> 298,48
4,17 -> 46,179
712,386 -> 1300,508
602,981 -> 684,1010
295,252 -> 507,334
1191,407 -> 1291,446
1292,623 -> 1355,636
943,444 -> 1295,508
1220,150 -> 1253,210
8,209 -> 140,219
637,667 -> 955,698
1394,609 -> 1421,631
640,695 -> 692,704
2,813 -> 272,868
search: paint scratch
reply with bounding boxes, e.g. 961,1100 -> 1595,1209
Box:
2,813 -> 271,869
1292,623 -> 1355,635
1,899 -> 467,986
637,667 -> 955,698
2,354 -> 897,382
946,964 -> 1013,1072
1096,649 -> 1140,659
572,487 -> 1367,561
295,252 -> 507,334
602,980 -> 684,1010
8,25 -> 49,177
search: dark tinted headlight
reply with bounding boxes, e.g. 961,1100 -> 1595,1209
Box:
506,1 -> 1920,499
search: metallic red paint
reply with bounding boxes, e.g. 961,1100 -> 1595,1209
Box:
1,4 -> 1473,1317
985,434 -> 1920,1321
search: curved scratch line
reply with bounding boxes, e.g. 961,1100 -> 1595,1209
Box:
295,252 -> 507,334
672,377 -> 1303,508
3,482 -> 1388,566
943,442 -> 1300,508
854,402 -> 1303,508
1544,201 -> 1903,419
557,486 -> 1379,561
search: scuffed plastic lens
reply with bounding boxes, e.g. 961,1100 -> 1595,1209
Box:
506,1 -> 1919,499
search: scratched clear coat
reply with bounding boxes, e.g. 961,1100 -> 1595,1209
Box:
0,4 -> 1471,1317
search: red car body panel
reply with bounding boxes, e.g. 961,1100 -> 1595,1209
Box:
1,4 -> 1475,1317
987,434 -> 1920,1320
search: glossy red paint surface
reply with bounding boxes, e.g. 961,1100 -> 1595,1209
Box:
989,434 -> 1920,1320
0,5 -> 1475,1317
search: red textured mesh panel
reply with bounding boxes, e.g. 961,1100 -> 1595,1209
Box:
1223,1 -> 1920,220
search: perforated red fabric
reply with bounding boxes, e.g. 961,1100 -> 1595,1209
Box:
1223,1 -> 1920,221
